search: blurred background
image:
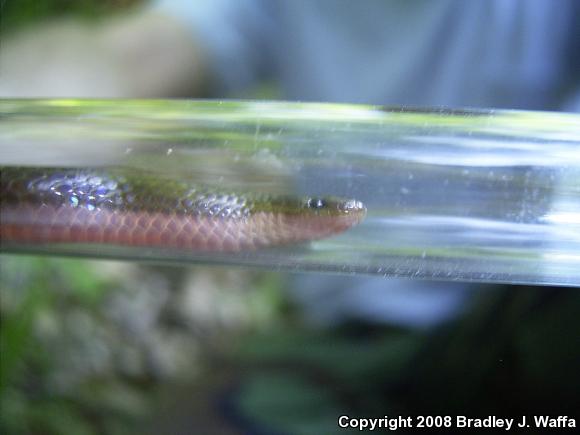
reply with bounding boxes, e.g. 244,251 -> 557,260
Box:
1,1 -> 579,434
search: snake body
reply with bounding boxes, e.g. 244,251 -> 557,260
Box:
0,167 -> 365,252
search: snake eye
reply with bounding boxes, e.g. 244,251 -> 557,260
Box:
307,197 -> 327,209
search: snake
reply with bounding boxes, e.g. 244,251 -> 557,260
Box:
0,167 -> 366,252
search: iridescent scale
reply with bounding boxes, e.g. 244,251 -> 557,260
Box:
18,169 -> 252,219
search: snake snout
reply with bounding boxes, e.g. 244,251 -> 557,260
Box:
340,199 -> 366,215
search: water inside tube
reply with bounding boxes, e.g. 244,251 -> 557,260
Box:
1,99 -> 579,285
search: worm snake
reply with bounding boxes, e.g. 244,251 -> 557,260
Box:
0,167 -> 366,252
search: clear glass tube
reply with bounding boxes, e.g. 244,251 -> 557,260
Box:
1,99 -> 579,286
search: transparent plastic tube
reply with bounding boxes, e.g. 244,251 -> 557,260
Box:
1,99 -> 579,286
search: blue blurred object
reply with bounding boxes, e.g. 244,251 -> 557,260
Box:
154,0 -> 580,110
152,0 -> 580,327
291,276 -> 474,328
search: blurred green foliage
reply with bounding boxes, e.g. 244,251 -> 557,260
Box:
2,263 -> 579,434
0,256 -> 125,435
0,246 -> 292,435
1,0 -> 142,33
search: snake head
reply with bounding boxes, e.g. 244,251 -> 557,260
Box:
248,194 -> 366,244
256,195 -> 367,244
